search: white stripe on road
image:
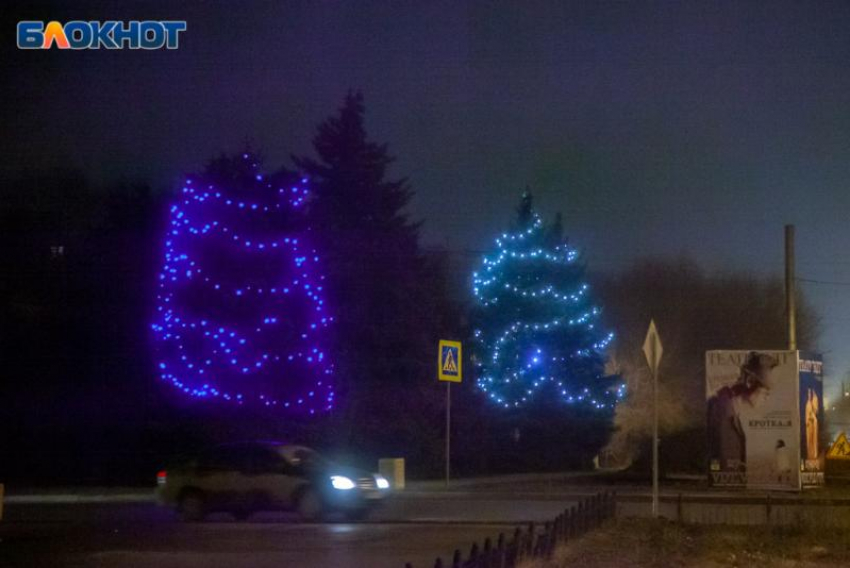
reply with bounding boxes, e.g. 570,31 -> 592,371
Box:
5,494 -> 155,504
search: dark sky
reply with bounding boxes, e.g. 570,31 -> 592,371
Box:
5,1 -> 850,396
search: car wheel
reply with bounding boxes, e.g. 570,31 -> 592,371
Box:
179,490 -> 206,522
297,488 -> 323,522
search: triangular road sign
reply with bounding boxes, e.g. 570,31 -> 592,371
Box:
828,432 -> 850,460
442,349 -> 458,373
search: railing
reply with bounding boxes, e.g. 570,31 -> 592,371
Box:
616,492 -> 850,526
404,491 -> 616,568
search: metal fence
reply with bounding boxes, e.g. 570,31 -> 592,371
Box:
617,492 -> 850,526
404,492 -> 616,568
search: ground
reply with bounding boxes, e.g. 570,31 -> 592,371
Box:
541,519 -> 850,568
7,477 -> 850,567
0,495 -> 576,568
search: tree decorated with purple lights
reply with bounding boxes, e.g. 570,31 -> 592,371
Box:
472,191 -> 621,411
151,153 -> 334,414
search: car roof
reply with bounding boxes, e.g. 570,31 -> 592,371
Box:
214,440 -> 288,448
211,441 -> 315,456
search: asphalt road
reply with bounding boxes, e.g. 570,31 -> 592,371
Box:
0,495 -> 577,568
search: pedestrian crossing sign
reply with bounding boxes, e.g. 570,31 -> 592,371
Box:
438,340 -> 462,383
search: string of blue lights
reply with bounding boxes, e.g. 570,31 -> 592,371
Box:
472,209 -> 622,410
151,154 -> 335,414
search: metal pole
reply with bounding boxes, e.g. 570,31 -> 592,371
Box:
652,365 -> 659,517
445,382 -> 451,488
785,224 -> 797,351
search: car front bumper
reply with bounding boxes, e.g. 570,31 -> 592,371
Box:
324,487 -> 389,510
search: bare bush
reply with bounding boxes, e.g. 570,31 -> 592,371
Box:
595,258 -> 820,472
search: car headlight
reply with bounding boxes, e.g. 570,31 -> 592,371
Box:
375,475 -> 390,489
330,475 -> 356,490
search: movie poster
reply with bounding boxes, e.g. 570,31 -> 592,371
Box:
799,353 -> 825,487
706,350 -> 800,490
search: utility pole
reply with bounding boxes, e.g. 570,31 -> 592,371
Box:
785,225 -> 796,351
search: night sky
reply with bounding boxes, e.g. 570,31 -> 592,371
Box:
5,1 -> 850,397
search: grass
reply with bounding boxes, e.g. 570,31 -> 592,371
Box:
533,519 -> 850,568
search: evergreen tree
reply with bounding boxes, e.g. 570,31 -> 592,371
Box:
294,92 -> 447,462
472,191 -> 619,411
152,153 -> 335,413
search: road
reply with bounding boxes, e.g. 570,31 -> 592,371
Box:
0,494 -> 577,568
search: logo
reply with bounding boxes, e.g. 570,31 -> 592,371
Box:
17,21 -> 186,50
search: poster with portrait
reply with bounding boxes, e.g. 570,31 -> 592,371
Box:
799,353 -> 825,487
706,350 -> 800,490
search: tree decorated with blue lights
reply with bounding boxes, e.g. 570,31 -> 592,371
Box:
151,153 -> 334,414
472,192 -> 619,411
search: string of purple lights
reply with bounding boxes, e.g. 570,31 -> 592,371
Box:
151,155 -> 335,414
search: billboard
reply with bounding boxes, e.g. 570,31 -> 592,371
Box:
799,353 -> 825,487
706,351 -> 800,490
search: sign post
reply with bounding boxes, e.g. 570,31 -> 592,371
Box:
438,340 -> 462,488
642,320 -> 663,517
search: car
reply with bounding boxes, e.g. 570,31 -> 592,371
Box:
156,441 -> 391,521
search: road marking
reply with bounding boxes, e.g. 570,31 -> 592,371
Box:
4,494 -> 155,504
